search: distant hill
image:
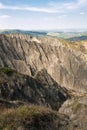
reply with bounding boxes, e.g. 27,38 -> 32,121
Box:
67,35 -> 87,41
0,29 -> 47,37
1,30 -> 87,41
47,31 -> 87,41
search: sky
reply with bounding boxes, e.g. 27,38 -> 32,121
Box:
0,0 -> 87,30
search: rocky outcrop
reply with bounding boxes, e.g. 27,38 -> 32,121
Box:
0,67 -> 69,110
0,34 -> 87,94
59,96 -> 87,130
0,34 -> 87,130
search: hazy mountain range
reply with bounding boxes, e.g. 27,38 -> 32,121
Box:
0,29 -> 87,41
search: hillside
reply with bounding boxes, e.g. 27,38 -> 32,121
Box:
59,39 -> 87,54
0,34 -> 87,93
0,30 -> 47,37
47,31 -> 87,41
67,36 -> 87,41
0,66 -> 70,130
0,104 -> 71,130
0,34 -> 87,129
0,66 -> 69,110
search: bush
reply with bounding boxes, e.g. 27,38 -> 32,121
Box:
0,67 -> 15,75
0,105 -> 58,130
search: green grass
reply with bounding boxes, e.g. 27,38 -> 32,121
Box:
0,105 -> 58,130
0,67 -> 16,75
58,38 -> 87,53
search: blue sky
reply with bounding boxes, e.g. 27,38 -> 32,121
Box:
0,0 -> 87,30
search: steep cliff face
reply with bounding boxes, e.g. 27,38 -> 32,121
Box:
0,67 -> 69,110
59,96 -> 87,130
0,34 -> 87,130
0,34 -> 87,94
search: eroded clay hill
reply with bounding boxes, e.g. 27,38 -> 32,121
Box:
0,34 -> 87,94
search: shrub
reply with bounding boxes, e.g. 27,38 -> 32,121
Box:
1,67 -> 15,75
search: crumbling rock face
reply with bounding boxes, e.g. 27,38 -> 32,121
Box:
59,96 -> 87,130
0,34 -> 87,130
0,34 -> 87,94
0,67 -> 69,110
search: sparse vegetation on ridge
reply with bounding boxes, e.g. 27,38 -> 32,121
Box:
0,67 -> 16,75
0,105 -> 69,130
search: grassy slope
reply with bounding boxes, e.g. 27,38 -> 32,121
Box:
0,67 -> 69,130
59,39 -> 87,54
47,32 -> 87,39
0,105 -> 69,130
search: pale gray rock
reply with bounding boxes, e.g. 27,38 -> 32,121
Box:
0,34 -> 87,94
59,96 -> 87,130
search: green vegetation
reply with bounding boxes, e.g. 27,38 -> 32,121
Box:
0,67 -> 16,75
47,32 -> 87,41
0,67 -> 26,85
0,105 -> 59,130
0,29 -> 47,37
58,38 -> 87,53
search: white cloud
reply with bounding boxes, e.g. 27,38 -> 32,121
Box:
0,3 -> 4,9
0,2 -> 58,13
78,0 -> 87,5
80,12 -> 85,15
0,15 -> 11,19
49,0 -> 87,12
0,0 -> 87,13
22,7 -> 57,13
57,14 -> 67,19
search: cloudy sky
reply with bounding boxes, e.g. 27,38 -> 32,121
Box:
0,0 -> 87,30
